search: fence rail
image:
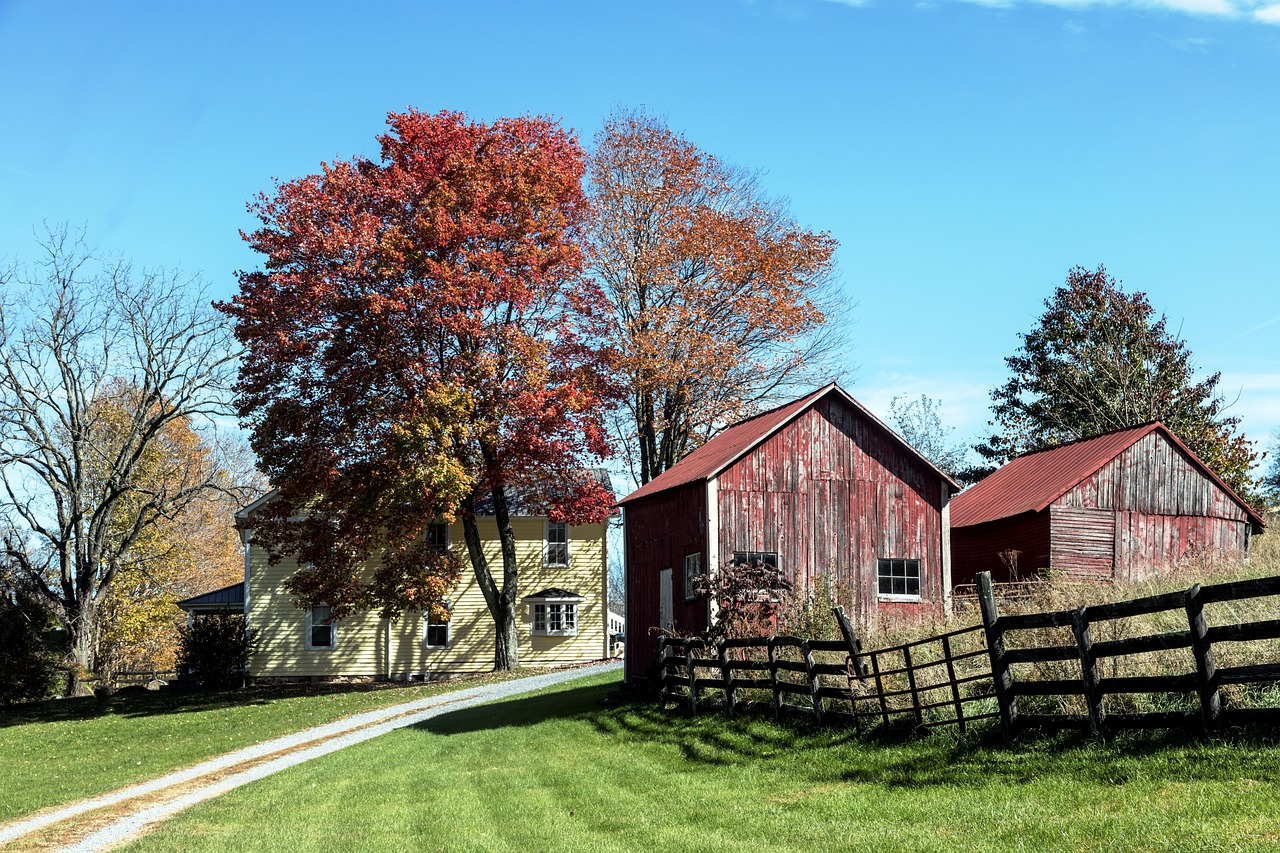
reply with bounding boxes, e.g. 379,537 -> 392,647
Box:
657,571 -> 1280,740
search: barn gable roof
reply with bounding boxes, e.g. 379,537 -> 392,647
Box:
950,422 -> 1265,530
618,383 -> 961,506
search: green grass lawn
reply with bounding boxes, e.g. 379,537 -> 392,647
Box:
123,670 -> 1280,852
0,674 -> 522,823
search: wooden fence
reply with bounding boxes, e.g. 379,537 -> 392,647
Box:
979,571 -> 1280,738
658,571 -> 1280,740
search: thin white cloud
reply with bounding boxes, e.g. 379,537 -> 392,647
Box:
826,0 -> 1280,22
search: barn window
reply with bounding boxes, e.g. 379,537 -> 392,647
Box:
684,552 -> 703,599
877,559 -> 921,599
732,551 -> 779,570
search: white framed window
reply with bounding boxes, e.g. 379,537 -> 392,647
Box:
306,604 -> 337,649
424,602 -> 451,649
877,558 -> 922,600
684,552 -> 703,600
523,588 -> 582,637
545,521 -> 569,567
426,522 -> 450,553
732,550 -> 780,571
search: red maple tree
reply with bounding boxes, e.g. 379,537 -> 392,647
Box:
219,109 -> 615,669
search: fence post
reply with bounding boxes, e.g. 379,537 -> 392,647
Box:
942,634 -> 966,733
685,639 -> 700,715
902,644 -> 924,728
978,571 -> 1017,741
833,605 -> 868,679
1185,583 -> 1221,735
768,636 -> 781,720
870,651 -> 890,728
1072,606 -> 1104,737
802,639 -> 823,724
718,638 -> 736,716
656,636 -> 669,708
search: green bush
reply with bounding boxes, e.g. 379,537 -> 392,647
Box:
0,594 -> 62,704
176,613 -> 258,689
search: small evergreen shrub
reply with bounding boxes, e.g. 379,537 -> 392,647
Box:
176,613 -> 258,689
0,594 -> 62,704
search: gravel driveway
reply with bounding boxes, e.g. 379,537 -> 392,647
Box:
1,661 -> 621,852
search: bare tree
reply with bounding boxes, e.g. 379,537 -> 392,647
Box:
0,226 -> 242,690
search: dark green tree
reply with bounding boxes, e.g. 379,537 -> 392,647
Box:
977,265 -> 1258,501
1262,430 -> 1280,507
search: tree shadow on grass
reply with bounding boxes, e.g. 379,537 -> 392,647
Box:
418,676 -> 1280,790
0,680 -> 433,728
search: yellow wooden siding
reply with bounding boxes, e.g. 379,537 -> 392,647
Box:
247,518 -> 608,678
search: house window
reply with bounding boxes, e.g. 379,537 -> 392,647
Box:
732,551 -> 779,570
426,522 -> 449,553
877,558 -> 921,599
684,552 -> 703,600
306,605 -> 336,649
424,602 -> 450,649
524,589 -> 583,637
545,521 -> 569,567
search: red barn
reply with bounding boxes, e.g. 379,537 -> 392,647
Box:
951,422 -> 1265,587
618,384 -> 961,686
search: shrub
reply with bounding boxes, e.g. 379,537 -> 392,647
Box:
176,613 -> 258,689
0,594 -> 62,704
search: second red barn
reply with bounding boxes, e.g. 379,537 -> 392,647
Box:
618,383 -> 961,687
951,422 -> 1266,588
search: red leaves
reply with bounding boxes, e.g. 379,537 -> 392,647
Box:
222,109 -> 616,618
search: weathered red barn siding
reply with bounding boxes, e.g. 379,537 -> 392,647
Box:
950,512 -> 1052,586
1055,431 -> 1250,581
951,425 -> 1262,586
714,395 -> 947,623
622,481 -> 707,683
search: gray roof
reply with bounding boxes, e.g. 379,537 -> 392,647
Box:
175,582 -> 245,611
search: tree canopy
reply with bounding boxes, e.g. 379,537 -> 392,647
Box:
977,265 -> 1258,501
0,228 -> 243,687
221,109 -> 615,669
585,108 -> 842,485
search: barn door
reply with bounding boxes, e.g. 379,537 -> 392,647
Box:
659,568 -> 673,631
1050,506 -> 1116,581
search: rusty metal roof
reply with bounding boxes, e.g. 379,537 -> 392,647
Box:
618,383 -> 960,506
950,422 -> 1265,529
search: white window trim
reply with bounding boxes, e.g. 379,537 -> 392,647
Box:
544,521 -> 570,567
528,596 -> 581,637
423,598 -> 452,649
305,605 -> 338,650
876,558 -> 923,602
684,552 -> 703,600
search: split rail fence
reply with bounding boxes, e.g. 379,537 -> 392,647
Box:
657,571 -> 1280,739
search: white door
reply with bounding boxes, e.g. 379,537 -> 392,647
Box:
659,568 -> 673,632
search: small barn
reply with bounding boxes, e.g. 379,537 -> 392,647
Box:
619,384 -> 961,686
951,422 -> 1265,587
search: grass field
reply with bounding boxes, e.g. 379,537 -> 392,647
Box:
0,674 -> 521,822
122,669 -> 1280,852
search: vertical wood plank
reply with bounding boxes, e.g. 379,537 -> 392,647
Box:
903,644 -> 923,727
685,639 -> 698,716
978,571 -> 1017,740
1072,606 -> 1104,736
942,633 -> 965,732
870,651 -> 890,728
802,639 -> 823,723
718,638 -> 735,716
833,605 -> 867,679
1185,583 -> 1222,735
768,636 -> 781,720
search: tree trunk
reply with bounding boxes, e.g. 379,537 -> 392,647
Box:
68,597 -> 98,695
460,472 -> 523,672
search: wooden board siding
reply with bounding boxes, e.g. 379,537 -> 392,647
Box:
1058,431 -> 1247,521
248,517 -> 608,679
1053,431 -> 1249,580
714,395 -> 945,624
623,481 -> 708,683
1049,506 -> 1116,581
950,512 -> 1052,586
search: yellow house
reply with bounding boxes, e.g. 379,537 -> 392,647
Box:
234,488 -> 611,680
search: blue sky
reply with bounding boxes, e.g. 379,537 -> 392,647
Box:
2,0 -> 1278,465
